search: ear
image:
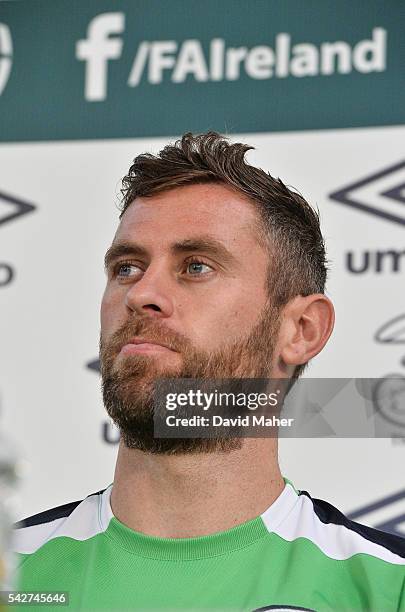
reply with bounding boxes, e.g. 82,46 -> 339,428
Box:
278,294 -> 335,367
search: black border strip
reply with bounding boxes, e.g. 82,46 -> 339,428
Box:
15,488 -> 106,529
300,491 -> 405,559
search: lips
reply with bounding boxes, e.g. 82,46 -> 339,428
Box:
119,337 -> 176,355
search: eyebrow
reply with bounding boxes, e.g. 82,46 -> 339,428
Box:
104,242 -> 148,270
104,236 -> 237,270
170,237 -> 237,265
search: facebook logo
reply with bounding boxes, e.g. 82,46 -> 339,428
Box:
76,12 -> 125,101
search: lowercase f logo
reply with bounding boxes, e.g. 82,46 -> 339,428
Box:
76,12 -> 125,102
0,23 -> 12,95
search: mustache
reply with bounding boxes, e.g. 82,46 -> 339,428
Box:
99,317 -> 193,356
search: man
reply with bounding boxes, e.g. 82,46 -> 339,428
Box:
13,133 -> 405,611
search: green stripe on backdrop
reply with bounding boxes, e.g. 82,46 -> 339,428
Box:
0,0 -> 404,141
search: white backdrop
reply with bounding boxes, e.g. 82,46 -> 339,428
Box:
1,126 -> 404,531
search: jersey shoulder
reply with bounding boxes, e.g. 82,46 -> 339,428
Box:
298,489 -> 405,561
13,486 -> 112,556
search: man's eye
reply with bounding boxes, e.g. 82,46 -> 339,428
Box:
186,260 -> 212,275
115,262 -> 141,278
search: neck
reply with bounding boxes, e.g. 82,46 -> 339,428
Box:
110,438 -> 284,538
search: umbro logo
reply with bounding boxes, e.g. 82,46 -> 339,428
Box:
87,358 -> 100,373
348,488 -> 405,537
0,190 -> 36,226
329,161 -> 405,226
0,190 -> 36,287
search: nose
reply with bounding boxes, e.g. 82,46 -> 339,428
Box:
124,263 -> 175,318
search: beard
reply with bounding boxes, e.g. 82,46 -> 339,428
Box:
100,303 -> 280,454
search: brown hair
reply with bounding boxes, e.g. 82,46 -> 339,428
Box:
120,132 -> 328,308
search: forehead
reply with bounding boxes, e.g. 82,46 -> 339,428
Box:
114,183 -> 261,247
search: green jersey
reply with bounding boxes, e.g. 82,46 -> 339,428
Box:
13,479 -> 405,611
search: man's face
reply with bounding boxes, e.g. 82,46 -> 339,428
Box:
100,182 -> 280,453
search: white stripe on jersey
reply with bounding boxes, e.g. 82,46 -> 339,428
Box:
261,489 -> 405,565
13,485 -> 113,554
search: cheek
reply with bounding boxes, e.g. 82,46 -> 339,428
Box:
100,287 -> 125,340
187,291 -> 266,351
